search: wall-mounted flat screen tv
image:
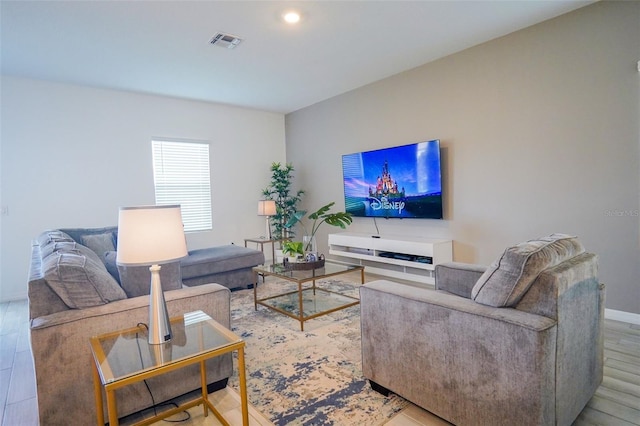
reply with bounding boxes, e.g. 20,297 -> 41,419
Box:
342,139 -> 443,219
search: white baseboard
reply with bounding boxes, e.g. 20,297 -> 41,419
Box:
0,292 -> 28,304
605,308 -> 640,325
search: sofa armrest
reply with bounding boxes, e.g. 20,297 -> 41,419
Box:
31,283 -> 230,330
435,262 -> 487,298
30,283 -> 232,424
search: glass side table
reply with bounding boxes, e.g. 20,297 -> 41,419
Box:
244,237 -> 287,265
89,310 -> 248,426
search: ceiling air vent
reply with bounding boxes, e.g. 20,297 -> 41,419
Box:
209,32 -> 243,49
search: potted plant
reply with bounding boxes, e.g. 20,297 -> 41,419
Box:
261,162 -> 304,242
282,241 -> 304,262
285,202 -> 353,256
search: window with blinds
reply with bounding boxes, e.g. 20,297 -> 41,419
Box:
151,140 -> 212,232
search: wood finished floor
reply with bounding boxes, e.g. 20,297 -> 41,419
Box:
1,296 -> 638,425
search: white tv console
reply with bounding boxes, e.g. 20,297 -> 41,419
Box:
328,232 -> 453,285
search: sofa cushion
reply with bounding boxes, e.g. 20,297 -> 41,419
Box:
80,232 -> 116,262
37,230 -> 74,247
59,227 -> 118,249
43,252 -> 127,309
180,245 -> 264,279
117,261 -> 182,298
41,241 -> 104,266
40,241 -> 80,259
472,234 -> 585,307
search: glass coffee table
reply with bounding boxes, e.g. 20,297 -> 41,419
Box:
89,310 -> 248,426
253,261 -> 364,331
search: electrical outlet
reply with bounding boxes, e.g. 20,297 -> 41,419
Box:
0,205 -> 8,216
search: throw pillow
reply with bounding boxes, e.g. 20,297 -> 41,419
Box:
43,252 -> 127,309
80,232 -> 116,262
471,234 -> 585,307
103,251 -> 121,284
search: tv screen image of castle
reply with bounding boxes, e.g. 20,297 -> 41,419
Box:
342,140 -> 443,219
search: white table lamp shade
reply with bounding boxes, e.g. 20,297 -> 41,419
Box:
257,200 -> 277,239
117,205 -> 188,266
257,200 -> 276,216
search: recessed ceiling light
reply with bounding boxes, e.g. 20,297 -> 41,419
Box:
283,11 -> 301,24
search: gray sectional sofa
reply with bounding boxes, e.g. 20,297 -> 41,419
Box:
28,227 -> 264,424
59,226 -> 265,292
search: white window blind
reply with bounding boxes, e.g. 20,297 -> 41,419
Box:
152,140 -> 212,232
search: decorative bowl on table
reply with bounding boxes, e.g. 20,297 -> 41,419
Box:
283,253 -> 325,270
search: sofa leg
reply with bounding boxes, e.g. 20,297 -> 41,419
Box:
207,377 -> 229,394
369,380 -> 391,396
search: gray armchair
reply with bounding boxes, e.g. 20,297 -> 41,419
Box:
360,234 -> 604,426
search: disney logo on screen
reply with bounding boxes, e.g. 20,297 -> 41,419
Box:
370,197 -> 405,214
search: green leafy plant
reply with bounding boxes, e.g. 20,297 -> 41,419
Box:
282,241 -> 304,257
261,162 -> 304,241
285,202 -> 353,252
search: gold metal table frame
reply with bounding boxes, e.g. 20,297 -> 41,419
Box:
253,261 -> 364,331
89,311 -> 248,426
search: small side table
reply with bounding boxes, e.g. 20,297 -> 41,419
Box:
90,310 -> 248,426
244,237 -> 286,265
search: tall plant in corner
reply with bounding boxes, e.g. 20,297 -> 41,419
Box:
261,162 -> 304,242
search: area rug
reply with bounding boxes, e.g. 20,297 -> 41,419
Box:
227,278 -> 407,426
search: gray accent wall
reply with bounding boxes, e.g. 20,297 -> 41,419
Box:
285,2 -> 640,314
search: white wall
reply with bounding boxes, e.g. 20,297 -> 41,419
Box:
285,2 -> 640,314
0,76 -> 285,301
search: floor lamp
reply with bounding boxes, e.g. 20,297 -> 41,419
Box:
257,200 -> 276,239
116,205 -> 188,345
